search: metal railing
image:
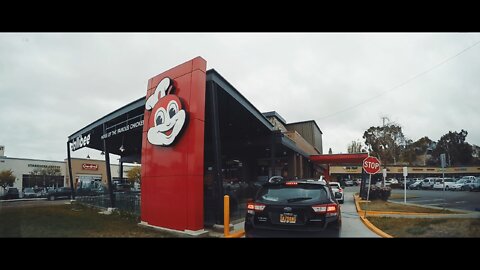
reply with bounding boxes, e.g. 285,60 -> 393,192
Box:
76,192 -> 141,216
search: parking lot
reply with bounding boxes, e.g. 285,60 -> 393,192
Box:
390,189 -> 480,211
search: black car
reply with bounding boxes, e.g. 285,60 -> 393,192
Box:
245,179 -> 342,238
47,187 -> 72,201
1,188 -> 20,200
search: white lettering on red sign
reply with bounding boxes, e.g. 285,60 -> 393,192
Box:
82,163 -> 98,170
363,160 -> 380,170
363,156 -> 381,174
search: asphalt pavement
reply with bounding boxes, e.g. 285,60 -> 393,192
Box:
389,188 -> 480,211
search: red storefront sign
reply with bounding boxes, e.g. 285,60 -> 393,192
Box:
141,57 -> 206,232
82,163 -> 98,170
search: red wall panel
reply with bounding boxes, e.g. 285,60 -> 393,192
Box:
141,57 -> 206,232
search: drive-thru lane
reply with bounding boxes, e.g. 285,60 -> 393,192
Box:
340,189 -> 379,238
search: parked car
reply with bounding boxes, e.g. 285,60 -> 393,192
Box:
32,188 -> 46,198
385,178 -> 399,185
22,187 -> 38,198
421,178 -> 436,189
344,179 -> 354,187
462,178 -> 477,191
401,178 -> 418,188
244,178 -> 342,237
354,179 -> 362,186
1,187 -> 20,200
47,187 -> 72,201
451,179 -> 469,191
408,180 -> 423,190
114,183 -> 133,192
469,178 -> 480,192
433,178 -> 456,190
329,182 -> 344,204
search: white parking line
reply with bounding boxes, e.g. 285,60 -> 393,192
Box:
400,199 -> 444,203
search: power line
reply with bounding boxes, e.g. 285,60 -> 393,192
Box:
318,39 -> 480,120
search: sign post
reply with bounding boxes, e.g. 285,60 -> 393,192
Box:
362,156 -> 381,217
403,166 -> 408,204
382,168 -> 387,188
440,153 -> 446,210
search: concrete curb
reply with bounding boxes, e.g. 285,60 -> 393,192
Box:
353,195 -> 393,238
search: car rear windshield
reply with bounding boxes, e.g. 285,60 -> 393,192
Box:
256,184 -> 328,203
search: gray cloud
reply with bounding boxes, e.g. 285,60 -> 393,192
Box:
1,33 -> 479,161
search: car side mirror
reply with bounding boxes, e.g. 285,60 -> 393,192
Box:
335,192 -> 342,199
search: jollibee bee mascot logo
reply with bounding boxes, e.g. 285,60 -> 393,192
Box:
145,77 -> 186,146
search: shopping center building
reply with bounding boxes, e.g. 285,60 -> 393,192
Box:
0,146 -> 136,195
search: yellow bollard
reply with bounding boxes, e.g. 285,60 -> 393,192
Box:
224,195 -> 230,237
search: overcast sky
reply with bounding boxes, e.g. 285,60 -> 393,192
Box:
1,33 -> 479,162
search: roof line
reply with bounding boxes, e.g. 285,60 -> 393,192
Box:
0,156 -> 66,163
280,136 -> 310,158
68,96 -> 146,140
262,111 -> 287,125
286,120 -> 323,134
206,69 -> 273,131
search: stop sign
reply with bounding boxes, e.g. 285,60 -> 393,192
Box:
363,156 -> 381,174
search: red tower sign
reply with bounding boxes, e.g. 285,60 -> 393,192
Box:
363,156 -> 381,174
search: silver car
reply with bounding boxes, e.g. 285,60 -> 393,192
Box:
22,187 -> 38,198
329,182 -> 344,204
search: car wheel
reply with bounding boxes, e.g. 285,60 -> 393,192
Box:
49,195 -> 55,201
327,219 -> 342,238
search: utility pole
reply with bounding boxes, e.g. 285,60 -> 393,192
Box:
381,116 -> 389,128
381,116 -> 389,187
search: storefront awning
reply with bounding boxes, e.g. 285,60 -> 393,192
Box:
67,97 -> 145,157
309,153 -> 368,164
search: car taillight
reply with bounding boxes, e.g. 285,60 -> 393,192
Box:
247,202 -> 265,212
285,181 -> 298,186
326,205 -> 337,213
339,188 -> 343,192
312,203 -> 337,213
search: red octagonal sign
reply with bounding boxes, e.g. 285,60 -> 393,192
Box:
363,156 -> 381,174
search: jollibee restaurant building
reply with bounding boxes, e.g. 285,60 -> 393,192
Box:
67,57 -> 363,235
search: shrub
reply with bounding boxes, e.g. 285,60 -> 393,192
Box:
368,186 -> 391,201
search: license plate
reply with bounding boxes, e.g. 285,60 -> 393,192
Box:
280,213 -> 297,224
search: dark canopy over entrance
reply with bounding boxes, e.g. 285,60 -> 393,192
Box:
66,97 -> 145,204
309,153 -> 369,198
310,153 -> 368,164
68,97 -> 145,162
309,153 -> 368,179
